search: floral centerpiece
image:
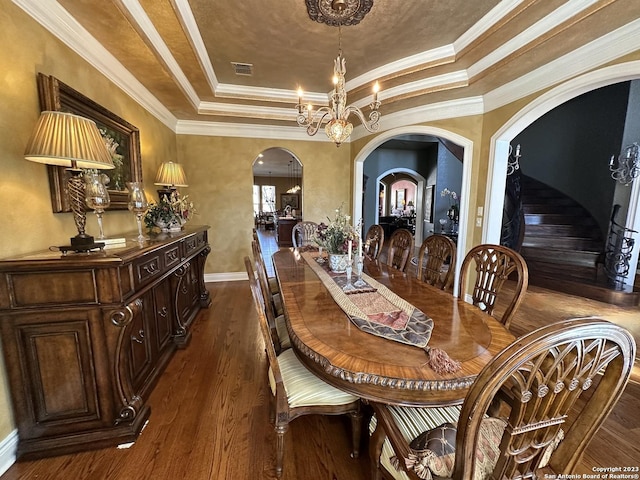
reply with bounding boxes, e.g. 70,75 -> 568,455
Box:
314,205 -> 360,272
144,192 -> 196,233
440,188 -> 459,222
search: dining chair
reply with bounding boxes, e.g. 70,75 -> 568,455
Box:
416,234 -> 456,289
292,221 -> 318,247
250,242 -> 290,354
364,224 -> 385,261
386,228 -> 415,272
244,256 -> 362,478
251,239 -> 286,326
369,317 -> 636,480
458,243 -> 528,330
252,230 -> 279,294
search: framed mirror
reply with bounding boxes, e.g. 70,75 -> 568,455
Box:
36,73 -> 142,211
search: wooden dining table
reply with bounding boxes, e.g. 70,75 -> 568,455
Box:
272,248 -> 516,407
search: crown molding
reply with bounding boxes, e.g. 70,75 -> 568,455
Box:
484,17 -> 640,112
118,0 -> 200,110
198,101 -> 297,120
171,0 -> 219,92
379,71 -> 469,103
468,0 -> 599,79
453,0 -> 523,53
15,0 -> 640,144
175,119 -> 327,141
352,96 -> 485,141
13,0 -> 178,131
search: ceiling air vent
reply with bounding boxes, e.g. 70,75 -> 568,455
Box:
231,62 -> 253,76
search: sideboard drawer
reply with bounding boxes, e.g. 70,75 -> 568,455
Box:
134,254 -> 163,285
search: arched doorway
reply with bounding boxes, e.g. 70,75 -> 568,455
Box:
487,61 -> 640,285
354,127 -> 472,294
252,148 -> 303,214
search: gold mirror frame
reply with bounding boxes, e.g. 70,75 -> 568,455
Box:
36,73 -> 142,211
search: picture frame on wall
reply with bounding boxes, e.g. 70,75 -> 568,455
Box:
36,73 -> 143,211
281,193 -> 300,210
424,185 -> 434,223
395,188 -> 406,209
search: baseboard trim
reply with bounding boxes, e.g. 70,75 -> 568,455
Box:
0,429 -> 17,477
204,272 -> 247,283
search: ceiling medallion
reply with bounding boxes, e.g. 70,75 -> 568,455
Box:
305,0 -> 374,27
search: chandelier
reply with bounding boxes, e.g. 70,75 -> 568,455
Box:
609,143 -> 640,186
287,158 -> 301,193
296,0 -> 380,147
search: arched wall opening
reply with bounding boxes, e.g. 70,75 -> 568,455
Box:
487,61 -> 640,284
353,126 -> 473,294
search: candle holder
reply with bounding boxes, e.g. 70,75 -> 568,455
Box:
317,245 -> 325,264
354,255 -> 366,288
343,262 -> 355,292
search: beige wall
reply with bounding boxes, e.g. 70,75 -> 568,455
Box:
176,135 -> 351,273
0,1 -> 176,441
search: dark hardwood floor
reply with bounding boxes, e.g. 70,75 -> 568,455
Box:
1,233 -> 639,479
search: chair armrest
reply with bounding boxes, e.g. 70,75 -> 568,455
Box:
370,402 -> 422,480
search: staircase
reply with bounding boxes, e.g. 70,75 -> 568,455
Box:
518,176 -> 640,306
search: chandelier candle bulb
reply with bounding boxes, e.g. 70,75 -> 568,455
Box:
297,89 -> 303,113
373,82 -> 379,103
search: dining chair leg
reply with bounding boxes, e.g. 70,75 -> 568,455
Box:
275,424 -> 287,478
349,410 -> 362,458
369,420 -> 385,480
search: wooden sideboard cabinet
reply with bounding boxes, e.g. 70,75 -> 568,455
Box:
0,226 -> 211,459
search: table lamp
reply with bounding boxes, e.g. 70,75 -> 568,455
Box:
24,111 -> 115,253
154,161 -> 188,201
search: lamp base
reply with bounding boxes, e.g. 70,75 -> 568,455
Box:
58,242 -> 105,255
58,234 -> 105,254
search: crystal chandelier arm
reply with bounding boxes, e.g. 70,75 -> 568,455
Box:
343,105 -> 380,133
297,106 -> 334,136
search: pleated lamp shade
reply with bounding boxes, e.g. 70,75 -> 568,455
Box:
24,111 -> 114,169
154,162 -> 188,187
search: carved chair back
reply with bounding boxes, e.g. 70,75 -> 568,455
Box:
292,221 -> 318,248
370,318 -> 636,480
456,318 -> 635,478
458,243 -> 528,330
364,224 -> 385,261
386,228 -> 415,272
416,234 -> 456,289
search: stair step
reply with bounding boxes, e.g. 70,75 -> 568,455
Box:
522,236 -> 603,250
521,196 -> 576,206
525,213 -> 597,226
520,246 -> 601,267
522,204 -> 585,215
524,224 -> 602,239
526,261 -> 597,282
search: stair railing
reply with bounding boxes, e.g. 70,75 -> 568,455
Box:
604,205 -> 637,288
501,145 -> 524,250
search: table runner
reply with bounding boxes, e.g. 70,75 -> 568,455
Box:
302,251 -> 434,348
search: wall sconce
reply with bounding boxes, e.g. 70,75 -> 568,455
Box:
24,111 -> 114,253
609,143 -> 640,186
154,161 -> 188,200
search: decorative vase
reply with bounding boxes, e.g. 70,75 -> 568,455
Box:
328,253 -> 350,273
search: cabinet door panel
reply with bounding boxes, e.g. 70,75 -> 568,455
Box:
126,292 -> 153,392
153,280 -> 173,355
8,314 -> 106,436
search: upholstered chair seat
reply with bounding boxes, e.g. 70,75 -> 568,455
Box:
270,348 -> 358,408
